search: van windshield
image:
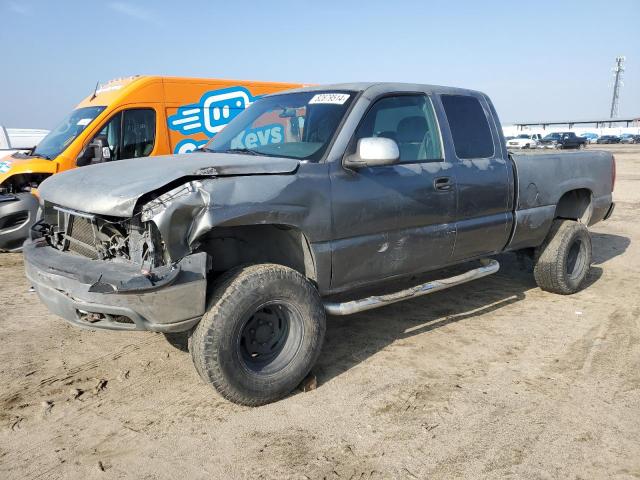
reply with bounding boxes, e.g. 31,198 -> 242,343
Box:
32,106 -> 106,159
204,91 -> 355,161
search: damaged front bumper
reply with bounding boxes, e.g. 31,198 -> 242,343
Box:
24,239 -> 207,332
0,192 -> 39,252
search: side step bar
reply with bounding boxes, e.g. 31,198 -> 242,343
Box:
323,258 -> 500,316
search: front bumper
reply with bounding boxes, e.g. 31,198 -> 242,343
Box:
0,192 -> 39,252
24,239 -> 208,332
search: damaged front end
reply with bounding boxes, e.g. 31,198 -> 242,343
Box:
36,201 -> 167,270
25,192 -> 209,332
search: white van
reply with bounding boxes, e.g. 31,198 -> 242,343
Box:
0,126 -> 49,156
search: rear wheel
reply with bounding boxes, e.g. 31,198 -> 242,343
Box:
190,264 -> 326,406
533,220 -> 592,294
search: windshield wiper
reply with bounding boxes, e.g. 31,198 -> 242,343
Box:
218,148 -> 260,156
30,152 -> 51,160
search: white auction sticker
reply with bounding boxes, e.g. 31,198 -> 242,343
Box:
77,118 -> 92,126
309,93 -> 350,105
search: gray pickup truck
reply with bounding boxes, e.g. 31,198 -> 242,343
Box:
24,83 -> 615,405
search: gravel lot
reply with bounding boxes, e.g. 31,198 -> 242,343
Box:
1,145 -> 638,479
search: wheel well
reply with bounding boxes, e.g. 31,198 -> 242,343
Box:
554,189 -> 592,223
1,173 -> 52,194
197,224 -> 317,283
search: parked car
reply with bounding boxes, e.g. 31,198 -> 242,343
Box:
26,82 -> 616,406
597,135 -> 621,144
537,132 -> 587,149
506,133 -> 543,149
0,76 -> 304,252
504,135 -> 515,141
581,132 -> 599,144
620,134 -> 640,144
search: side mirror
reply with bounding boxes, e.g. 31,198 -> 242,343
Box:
77,137 -> 111,166
344,137 -> 400,169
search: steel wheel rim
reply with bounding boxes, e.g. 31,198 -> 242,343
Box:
237,301 -> 304,375
566,238 -> 586,281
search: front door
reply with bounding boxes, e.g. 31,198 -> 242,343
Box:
330,93 -> 457,291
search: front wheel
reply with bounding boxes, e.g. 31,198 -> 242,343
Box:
190,264 -> 326,406
533,220 -> 592,294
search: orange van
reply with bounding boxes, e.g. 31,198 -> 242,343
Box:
0,76 -> 304,251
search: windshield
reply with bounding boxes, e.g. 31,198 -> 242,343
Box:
33,106 -> 106,159
204,91 -> 355,161
516,134 -> 530,139
543,133 -> 561,140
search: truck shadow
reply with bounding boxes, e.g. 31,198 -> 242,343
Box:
315,232 -> 628,386
590,232 -> 630,265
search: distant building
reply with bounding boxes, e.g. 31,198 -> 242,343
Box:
502,116 -> 640,137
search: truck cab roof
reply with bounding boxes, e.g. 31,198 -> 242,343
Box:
278,82 -> 487,99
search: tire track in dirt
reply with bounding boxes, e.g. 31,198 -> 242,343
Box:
0,336 -> 161,407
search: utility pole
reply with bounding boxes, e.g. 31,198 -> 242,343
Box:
609,56 -> 625,119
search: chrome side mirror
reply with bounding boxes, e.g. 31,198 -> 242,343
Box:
344,137 -> 400,169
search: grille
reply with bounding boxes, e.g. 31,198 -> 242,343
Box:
67,215 -> 99,259
43,202 -> 132,261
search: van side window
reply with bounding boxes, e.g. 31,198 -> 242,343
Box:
122,109 -> 156,159
441,95 -> 494,159
96,112 -> 122,161
353,95 -> 442,163
82,108 -> 155,165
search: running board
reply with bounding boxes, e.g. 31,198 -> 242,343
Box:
323,258 -> 500,316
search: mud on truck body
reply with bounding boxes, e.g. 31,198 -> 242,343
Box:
25,83 -> 615,405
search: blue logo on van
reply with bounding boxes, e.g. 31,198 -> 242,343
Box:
174,139 -> 209,155
168,86 -> 260,154
231,124 -> 284,150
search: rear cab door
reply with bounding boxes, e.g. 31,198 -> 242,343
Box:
436,92 -> 514,261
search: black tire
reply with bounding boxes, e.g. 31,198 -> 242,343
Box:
533,220 -> 592,294
190,264 -> 326,406
162,332 -> 189,352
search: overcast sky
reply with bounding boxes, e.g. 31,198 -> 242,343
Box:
1,0 -> 638,129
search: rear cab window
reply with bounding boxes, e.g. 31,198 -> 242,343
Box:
440,94 -> 494,159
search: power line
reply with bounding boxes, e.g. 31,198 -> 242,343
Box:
610,56 -> 625,119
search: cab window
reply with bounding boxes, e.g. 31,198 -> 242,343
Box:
80,108 -> 155,164
441,94 -> 494,159
352,94 -> 443,163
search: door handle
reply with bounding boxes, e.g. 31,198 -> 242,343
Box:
434,176 -> 453,191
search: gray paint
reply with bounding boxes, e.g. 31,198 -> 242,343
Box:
38,152 -> 300,217
0,192 -> 39,251
26,82 -> 615,330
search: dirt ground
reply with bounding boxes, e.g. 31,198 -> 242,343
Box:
1,145 -> 638,480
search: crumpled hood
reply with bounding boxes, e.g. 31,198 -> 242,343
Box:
38,152 -> 299,217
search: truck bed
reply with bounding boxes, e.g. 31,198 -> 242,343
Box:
507,150 -> 614,251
